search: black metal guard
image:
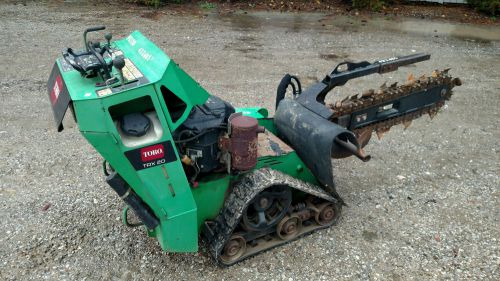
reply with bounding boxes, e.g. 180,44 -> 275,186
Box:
295,53 -> 431,119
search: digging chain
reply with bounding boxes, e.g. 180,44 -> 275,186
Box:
328,69 -> 461,142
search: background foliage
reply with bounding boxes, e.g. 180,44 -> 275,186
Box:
126,0 -> 499,15
467,0 -> 499,15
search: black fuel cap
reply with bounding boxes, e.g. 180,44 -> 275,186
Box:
120,113 -> 151,137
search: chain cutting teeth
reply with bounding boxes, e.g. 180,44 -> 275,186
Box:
405,73 -> 416,86
328,69 -> 459,147
362,89 -> 375,97
342,103 -> 352,110
403,120 -> 412,130
376,127 -> 390,140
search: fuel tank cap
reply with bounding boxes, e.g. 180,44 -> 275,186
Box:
120,113 -> 151,137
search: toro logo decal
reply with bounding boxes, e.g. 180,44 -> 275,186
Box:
124,141 -> 176,171
50,75 -> 63,105
141,144 -> 164,162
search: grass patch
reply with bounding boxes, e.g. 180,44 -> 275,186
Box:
199,1 -> 217,9
468,0 -> 499,16
352,0 -> 385,12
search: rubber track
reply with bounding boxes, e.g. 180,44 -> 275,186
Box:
203,168 -> 338,266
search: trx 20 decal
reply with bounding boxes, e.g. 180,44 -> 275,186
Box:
125,141 -> 176,170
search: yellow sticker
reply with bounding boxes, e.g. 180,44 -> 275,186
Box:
122,67 -> 135,81
97,88 -> 113,97
124,59 -> 143,79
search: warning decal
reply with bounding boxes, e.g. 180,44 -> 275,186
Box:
123,58 -> 144,81
47,62 -> 71,132
50,75 -> 63,105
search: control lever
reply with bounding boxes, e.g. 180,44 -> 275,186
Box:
113,57 -> 126,86
83,26 -> 105,51
105,33 -> 112,47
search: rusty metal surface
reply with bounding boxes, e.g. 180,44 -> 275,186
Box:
257,130 -> 294,157
229,115 -> 264,171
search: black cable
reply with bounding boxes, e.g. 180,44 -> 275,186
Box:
275,74 -> 302,109
290,75 -> 302,97
174,125 -> 227,144
175,130 -> 193,142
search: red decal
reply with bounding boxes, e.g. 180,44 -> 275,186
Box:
141,144 -> 165,162
50,75 -> 63,105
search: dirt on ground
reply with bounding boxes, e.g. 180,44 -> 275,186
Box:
130,0 -> 499,25
0,0 -> 499,280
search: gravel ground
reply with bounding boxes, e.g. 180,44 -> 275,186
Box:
0,1 -> 499,280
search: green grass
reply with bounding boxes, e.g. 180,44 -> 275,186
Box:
352,0 -> 385,12
199,1 -> 216,9
468,0 -> 499,16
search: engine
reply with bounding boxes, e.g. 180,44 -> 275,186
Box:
173,96 -> 235,179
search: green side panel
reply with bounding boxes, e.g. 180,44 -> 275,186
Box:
258,118 -> 278,135
73,99 -> 107,132
191,174 -> 231,231
155,213 -> 197,251
255,118 -> 318,185
82,130 -> 198,252
256,152 -> 320,186
115,30 -> 211,132
236,107 -> 269,119
77,87 -> 199,252
114,31 -> 170,84
154,61 -> 210,131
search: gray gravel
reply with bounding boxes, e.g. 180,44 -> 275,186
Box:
0,1 -> 499,280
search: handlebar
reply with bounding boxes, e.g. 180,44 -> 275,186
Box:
84,26 -> 106,51
85,26 -> 105,33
